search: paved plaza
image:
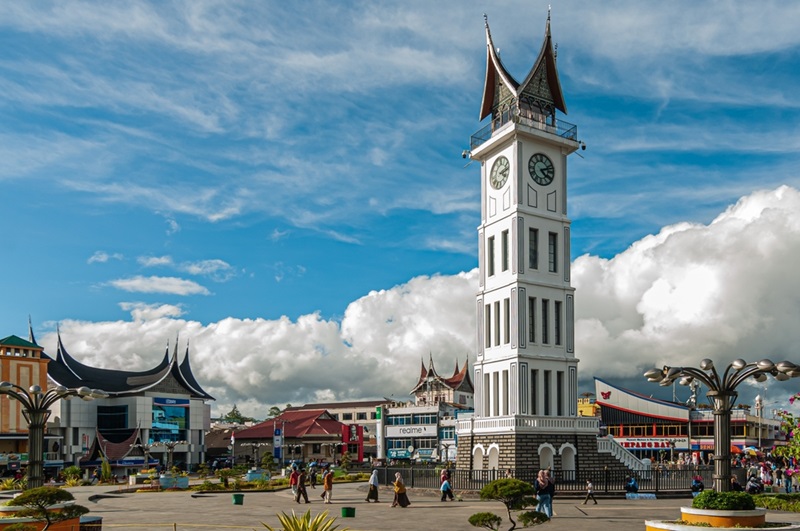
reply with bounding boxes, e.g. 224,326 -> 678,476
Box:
62,482 -> 800,531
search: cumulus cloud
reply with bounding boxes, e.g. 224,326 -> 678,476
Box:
138,255 -> 174,267
136,256 -> 235,282
87,251 -> 123,264
43,187 -> 800,417
118,302 -> 184,322
108,275 -> 210,295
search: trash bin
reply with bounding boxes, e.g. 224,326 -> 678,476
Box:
341,507 -> 355,518
232,493 -> 245,505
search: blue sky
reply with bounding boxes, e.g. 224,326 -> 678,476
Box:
3,1 -> 800,417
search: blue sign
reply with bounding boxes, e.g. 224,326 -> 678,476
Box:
275,428 -> 281,436
154,397 -> 190,407
388,449 -> 410,459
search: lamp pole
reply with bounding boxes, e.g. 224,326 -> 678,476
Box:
645,358 -> 800,492
0,382 -> 107,489
130,442 -> 157,470
153,440 -> 188,471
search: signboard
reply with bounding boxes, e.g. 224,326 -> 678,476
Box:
386,425 -> 437,437
154,397 -> 190,407
615,437 -> 689,450
388,449 -> 410,459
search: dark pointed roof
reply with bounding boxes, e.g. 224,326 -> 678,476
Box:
479,13 -> 567,121
410,355 -> 473,394
45,332 -> 213,400
27,316 -> 37,346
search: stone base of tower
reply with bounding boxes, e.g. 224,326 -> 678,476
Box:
456,431 -> 632,475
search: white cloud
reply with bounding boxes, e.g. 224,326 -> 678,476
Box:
119,302 -> 184,322
87,251 -> 123,264
48,187 -> 800,418
137,255 -> 174,267
180,259 -> 235,282
108,275 -> 210,295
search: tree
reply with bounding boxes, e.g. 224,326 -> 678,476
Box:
9,487 -> 89,531
267,403 -> 292,418
339,451 -> 351,472
774,393 -> 800,461
101,456 -> 113,482
223,404 -> 256,424
469,478 -> 544,531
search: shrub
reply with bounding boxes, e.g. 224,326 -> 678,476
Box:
7,486 -> 89,531
753,493 -> 800,512
692,490 -> 755,511
468,512 -> 503,530
62,466 -> 82,482
517,511 -> 549,527
470,479 -> 538,531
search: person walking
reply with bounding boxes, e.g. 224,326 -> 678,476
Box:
582,478 -> 597,505
295,468 -> 310,504
440,476 -> 455,502
391,472 -> 411,508
366,469 -> 380,502
322,466 -> 334,504
289,466 -> 300,499
309,467 -> 317,490
535,469 -> 554,518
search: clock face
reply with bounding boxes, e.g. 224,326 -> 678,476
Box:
490,156 -> 510,189
528,153 -> 555,186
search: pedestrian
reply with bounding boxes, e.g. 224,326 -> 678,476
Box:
309,467 -> 318,490
366,469 -> 380,502
295,469 -> 310,504
322,466 -> 334,504
289,466 -> 300,498
535,469 -> 554,518
440,476 -> 455,501
391,472 -> 411,508
582,478 -> 597,505
625,475 -> 639,493
505,469 -> 513,479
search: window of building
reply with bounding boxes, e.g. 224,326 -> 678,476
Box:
542,299 -> 550,344
387,439 -> 412,449
548,232 -> 558,273
387,414 -> 412,426
439,427 -> 455,439
412,414 -> 437,424
356,412 -> 367,420
417,438 -> 438,449
483,373 -> 491,417
493,372 -> 500,416
98,405 -> 128,434
502,369 -> 509,415
556,371 -> 564,416
488,236 -> 495,276
528,296 -> 536,343
329,413 -> 339,420
312,443 -> 321,453
531,369 -> 538,415
503,298 -> 510,344
554,301 -> 562,346
494,301 -> 500,346
543,370 -> 551,416
342,413 -> 353,420
529,228 -> 539,270
501,230 -> 509,271
370,411 -> 378,420
485,304 -> 492,348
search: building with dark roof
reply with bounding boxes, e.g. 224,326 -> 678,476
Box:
0,333 -> 55,476
6,322 -> 217,476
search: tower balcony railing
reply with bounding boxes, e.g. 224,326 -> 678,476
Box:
457,414 -> 598,434
470,112 -> 578,151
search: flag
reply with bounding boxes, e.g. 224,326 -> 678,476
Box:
231,431 -> 235,444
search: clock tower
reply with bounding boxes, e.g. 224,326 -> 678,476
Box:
456,13 -> 601,474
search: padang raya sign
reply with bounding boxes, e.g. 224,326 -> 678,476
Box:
616,438 -> 689,450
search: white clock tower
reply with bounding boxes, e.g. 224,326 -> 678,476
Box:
456,13 -> 601,475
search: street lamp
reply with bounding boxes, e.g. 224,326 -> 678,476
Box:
0,382 -> 107,488
241,441 -> 271,468
645,358 -> 800,492
152,440 -> 188,471
130,442 -> 158,470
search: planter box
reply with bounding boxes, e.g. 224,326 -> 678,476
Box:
645,506 -> 800,531
158,475 -> 189,489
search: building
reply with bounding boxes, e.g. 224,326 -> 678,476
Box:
381,356 -> 473,463
0,333 -> 55,476
456,13 -> 623,474
233,409 -> 358,466
287,399 -> 389,460
45,330 -> 214,476
595,377 -> 783,461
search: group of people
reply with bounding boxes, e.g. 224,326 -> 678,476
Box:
288,464 -> 334,504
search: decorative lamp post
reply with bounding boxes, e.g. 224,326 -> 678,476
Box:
644,358 -> 800,492
241,441 -> 271,468
153,440 -> 188,471
129,442 -> 157,470
0,382 -> 108,489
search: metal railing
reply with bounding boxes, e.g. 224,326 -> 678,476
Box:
376,465 -> 714,494
470,113 -> 578,151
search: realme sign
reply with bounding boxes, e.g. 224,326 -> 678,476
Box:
386,425 -> 437,437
